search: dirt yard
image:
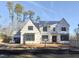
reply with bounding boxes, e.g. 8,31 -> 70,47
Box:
0,43 -> 70,49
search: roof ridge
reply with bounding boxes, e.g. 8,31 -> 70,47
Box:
39,21 -> 58,22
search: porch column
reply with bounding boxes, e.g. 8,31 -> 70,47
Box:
57,34 -> 61,43
49,34 -> 52,43
20,34 -> 24,44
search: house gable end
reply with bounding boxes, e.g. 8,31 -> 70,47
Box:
58,18 -> 70,27
21,19 -> 40,34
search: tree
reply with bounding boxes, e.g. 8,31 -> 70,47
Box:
7,1 -> 14,24
35,16 -> 40,23
7,1 -> 14,30
7,1 -> 14,42
28,10 -> 35,20
75,24 -> 79,40
14,3 -> 24,32
0,33 -> 10,43
15,4 -> 23,21
23,11 -> 28,21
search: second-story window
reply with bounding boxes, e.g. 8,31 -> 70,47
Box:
43,26 -> 47,31
53,27 -> 55,31
28,26 -> 33,30
61,27 -> 66,31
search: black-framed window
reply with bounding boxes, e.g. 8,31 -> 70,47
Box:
23,33 -> 35,41
42,35 -> 48,41
61,34 -> 69,41
43,26 -> 47,31
28,26 -> 33,30
61,27 -> 66,31
53,27 -> 55,31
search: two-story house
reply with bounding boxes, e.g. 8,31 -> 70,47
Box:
13,18 -> 70,44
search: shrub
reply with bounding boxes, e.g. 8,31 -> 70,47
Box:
0,33 -> 11,43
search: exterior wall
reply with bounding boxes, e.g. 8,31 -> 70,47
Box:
57,34 -> 69,44
49,34 -> 61,43
39,26 -> 49,34
48,34 -> 52,43
21,20 -> 41,44
55,20 -> 69,43
49,34 -> 69,44
56,20 -> 69,34
41,34 -> 51,43
39,24 -> 57,43
39,20 -> 69,44
20,19 -> 69,44
48,24 -> 57,33
39,24 -> 57,34
39,25 -> 50,43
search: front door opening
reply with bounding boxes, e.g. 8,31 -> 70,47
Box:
52,36 -> 57,42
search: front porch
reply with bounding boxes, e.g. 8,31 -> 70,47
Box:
49,33 -> 69,44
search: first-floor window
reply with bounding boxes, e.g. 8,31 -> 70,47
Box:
42,35 -> 48,41
23,33 -> 35,41
61,34 -> 69,41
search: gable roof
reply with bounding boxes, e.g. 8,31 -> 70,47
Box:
33,22 -> 39,29
30,19 -> 40,31
58,18 -> 70,27
16,18 -> 69,31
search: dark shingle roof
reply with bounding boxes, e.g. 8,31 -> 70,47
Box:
39,21 -> 59,27
34,23 -> 39,29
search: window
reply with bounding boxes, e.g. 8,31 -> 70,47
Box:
28,26 -> 33,30
42,35 -> 48,41
53,27 -> 55,31
61,34 -> 69,41
43,26 -> 47,31
61,27 -> 66,31
23,33 -> 35,41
